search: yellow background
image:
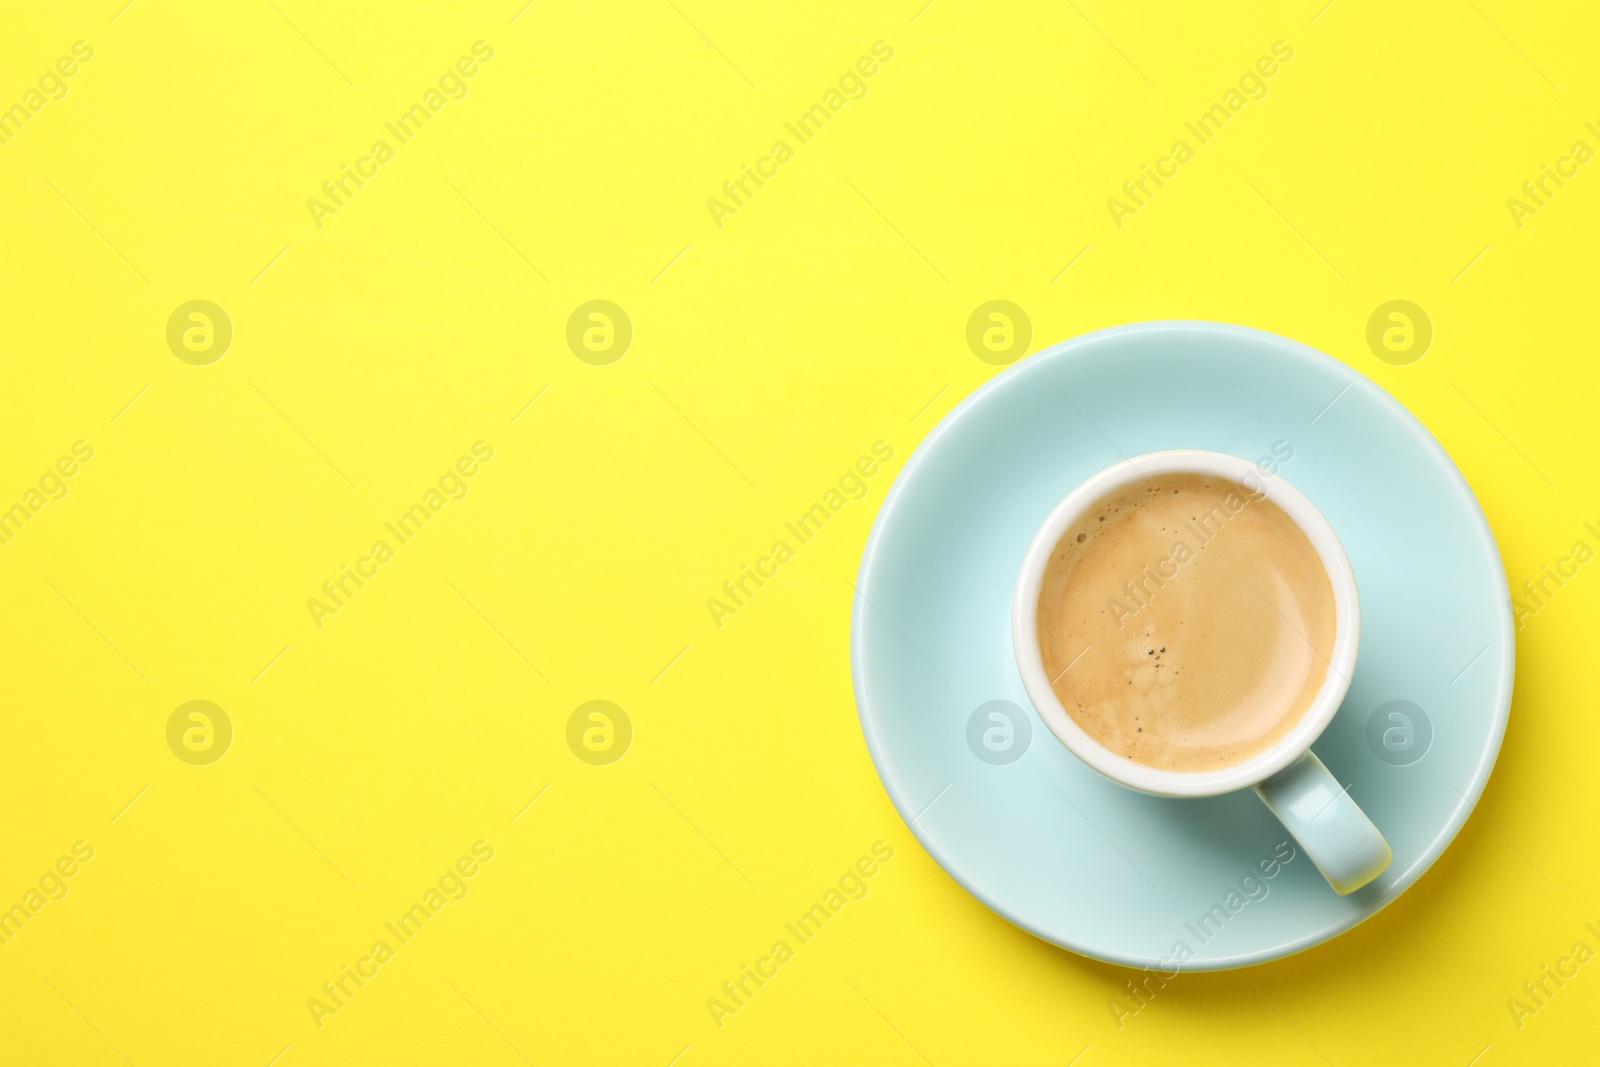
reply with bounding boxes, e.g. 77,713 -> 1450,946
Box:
2,0 -> 1598,1063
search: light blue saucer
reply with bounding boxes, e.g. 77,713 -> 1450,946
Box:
851,322 -> 1513,970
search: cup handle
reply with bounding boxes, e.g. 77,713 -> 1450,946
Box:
1252,751 -> 1391,895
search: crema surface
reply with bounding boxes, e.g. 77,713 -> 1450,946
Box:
1037,473 -> 1337,771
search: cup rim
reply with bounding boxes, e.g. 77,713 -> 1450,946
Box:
1012,449 -> 1361,797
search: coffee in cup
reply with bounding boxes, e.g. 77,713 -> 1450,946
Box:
1036,472 -> 1337,772
1014,450 -> 1388,894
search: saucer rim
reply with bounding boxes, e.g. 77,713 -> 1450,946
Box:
850,319 -> 1516,971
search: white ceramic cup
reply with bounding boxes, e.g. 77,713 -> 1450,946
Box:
1012,450 -> 1391,894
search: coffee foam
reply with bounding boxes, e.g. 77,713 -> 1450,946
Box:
1037,472 -> 1336,772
